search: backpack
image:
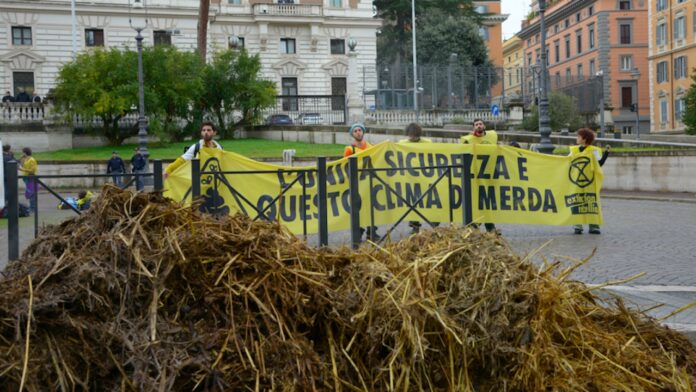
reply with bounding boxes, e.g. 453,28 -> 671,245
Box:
183,142 -> 201,158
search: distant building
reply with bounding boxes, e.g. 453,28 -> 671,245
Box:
502,35 -> 524,102
474,1 -> 508,99
0,0 -> 379,103
518,0 -> 649,135
648,0 -> 695,133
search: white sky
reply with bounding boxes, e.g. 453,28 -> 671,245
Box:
502,0 -> 531,41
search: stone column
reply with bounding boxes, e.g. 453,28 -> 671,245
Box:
347,41 -> 365,124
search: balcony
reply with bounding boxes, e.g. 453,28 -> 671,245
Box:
252,3 -> 323,17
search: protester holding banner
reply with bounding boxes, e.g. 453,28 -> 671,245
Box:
460,119 -> 498,234
460,118 -> 498,145
343,123 -> 372,157
343,123 -> 379,241
18,147 -> 37,212
570,128 -> 610,235
164,121 -> 222,179
398,123 -> 434,233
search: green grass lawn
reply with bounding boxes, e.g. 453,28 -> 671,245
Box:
33,139 -> 346,161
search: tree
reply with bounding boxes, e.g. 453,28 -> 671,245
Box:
522,91 -> 583,132
681,73 -> 696,135
416,10 -> 489,66
201,50 -> 276,139
143,46 -> 203,142
375,0 -> 477,64
53,48 -> 139,146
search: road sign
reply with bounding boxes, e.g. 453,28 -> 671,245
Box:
491,104 -> 500,117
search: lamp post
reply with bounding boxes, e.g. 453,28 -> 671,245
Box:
129,0 -> 149,170
536,0 -> 554,154
411,0 -> 418,121
631,67 -> 641,140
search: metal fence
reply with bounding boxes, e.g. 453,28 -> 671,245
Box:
364,64 -> 503,111
261,95 -> 347,126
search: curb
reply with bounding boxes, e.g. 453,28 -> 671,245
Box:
602,193 -> 696,204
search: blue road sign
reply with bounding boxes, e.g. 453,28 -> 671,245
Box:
491,104 -> 500,116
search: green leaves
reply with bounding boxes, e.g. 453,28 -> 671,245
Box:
53,46 -> 275,144
523,92 -> 582,132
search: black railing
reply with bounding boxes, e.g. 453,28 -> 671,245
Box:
262,95 -> 347,126
5,161 -> 163,260
189,155 -> 473,250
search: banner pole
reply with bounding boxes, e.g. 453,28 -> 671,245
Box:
7,161 -> 19,260
191,158 -> 201,200
153,160 -> 163,192
348,156 -> 361,249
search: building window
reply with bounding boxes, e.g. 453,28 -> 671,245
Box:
13,72 -> 34,96
620,55 -> 633,71
577,64 -> 584,79
576,30 -> 582,54
576,12 -> 581,22
657,61 -> 669,83
554,40 -> 560,63
656,23 -> 667,46
555,72 -> 561,88
280,38 -> 296,54
229,36 -> 245,49
478,26 -> 489,40
331,77 -> 346,110
622,126 -> 633,134
619,23 -> 632,44
588,6 -> 594,16
565,19 -> 570,28
330,0 -> 343,7
228,0 -> 241,4
527,53 -> 532,66
657,0 -> 667,12
566,68 -> 572,82
675,98 -> 685,121
621,86 -> 633,108
588,24 -> 595,49
565,35 -> 571,58
154,30 -> 171,46
619,0 -> 631,10
674,16 -> 686,40
330,39 -> 345,54
554,24 -> 559,34
281,77 -> 298,111
589,59 -> 596,76
12,26 -> 32,46
660,100 -> 668,123
85,28 -> 104,47
674,56 -> 688,79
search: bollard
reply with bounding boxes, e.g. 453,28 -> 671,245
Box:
191,158 -> 201,199
316,157 -> 329,247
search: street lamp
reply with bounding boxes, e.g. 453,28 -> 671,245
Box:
631,67 -> 641,140
536,0 -> 554,154
129,0 -> 150,177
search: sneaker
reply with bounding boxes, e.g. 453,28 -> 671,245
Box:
589,228 -> 601,234
574,228 -> 583,234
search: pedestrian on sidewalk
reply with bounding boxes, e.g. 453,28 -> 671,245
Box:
18,147 -> 37,212
106,151 -> 126,187
130,147 -> 147,191
570,128 -> 610,235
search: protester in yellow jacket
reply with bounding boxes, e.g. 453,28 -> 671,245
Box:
164,121 -> 222,179
460,118 -> 498,145
569,128 -> 610,235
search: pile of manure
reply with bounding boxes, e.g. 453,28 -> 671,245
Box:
1,186 -> 694,391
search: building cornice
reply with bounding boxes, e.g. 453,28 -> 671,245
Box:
518,0 -> 594,39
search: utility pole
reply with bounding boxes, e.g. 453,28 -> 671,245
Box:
197,0 -> 210,63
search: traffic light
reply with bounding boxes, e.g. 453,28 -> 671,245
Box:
630,103 -> 637,112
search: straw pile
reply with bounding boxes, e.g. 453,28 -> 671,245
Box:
0,186 -> 694,391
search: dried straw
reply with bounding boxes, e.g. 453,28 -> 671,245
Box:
0,185 -> 694,391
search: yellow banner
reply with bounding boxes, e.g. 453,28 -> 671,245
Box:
164,142 -> 604,233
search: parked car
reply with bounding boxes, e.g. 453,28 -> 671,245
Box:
266,114 -> 293,125
298,113 -> 323,125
